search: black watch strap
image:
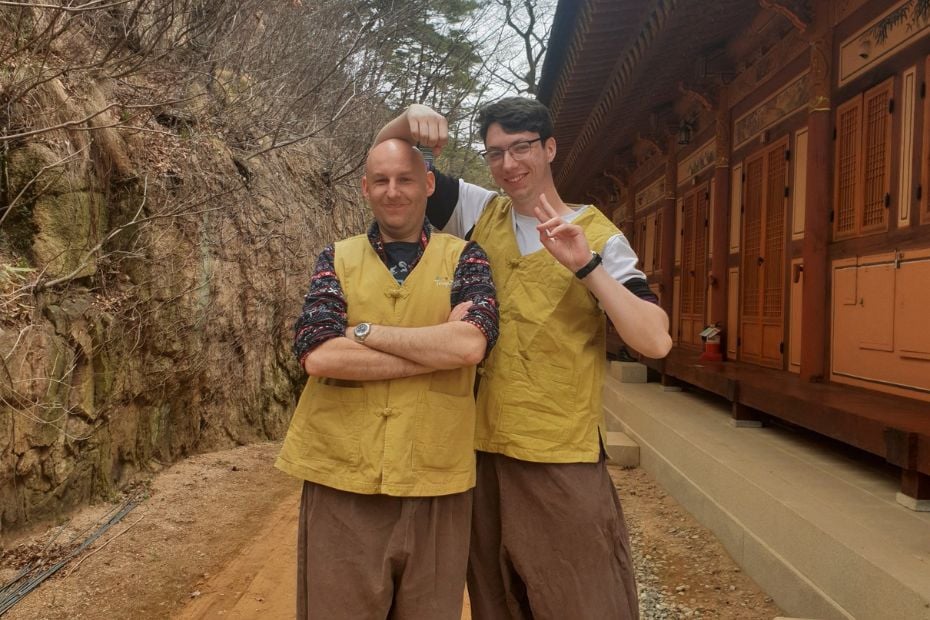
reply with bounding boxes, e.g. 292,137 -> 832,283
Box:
574,251 -> 602,280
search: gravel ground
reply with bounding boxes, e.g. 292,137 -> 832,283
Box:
610,465 -> 782,619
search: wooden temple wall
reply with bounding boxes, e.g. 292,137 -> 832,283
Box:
622,0 -> 930,402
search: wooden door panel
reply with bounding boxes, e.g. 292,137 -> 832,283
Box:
679,185 -> 708,349
742,323 -> 762,357
644,212 -> 656,275
856,263 -> 895,352
762,324 -> 783,362
832,263 -> 860,378
740,141 -> 787,368
895,258 -> 930,359
832,253 -> 930,398
727,268 -> 739,357
680,317 -> 696,347
834,264 -> 857,305
789,259 -> 803,373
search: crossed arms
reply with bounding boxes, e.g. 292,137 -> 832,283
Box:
295,241 -> 497,381
304,304 -> 487,381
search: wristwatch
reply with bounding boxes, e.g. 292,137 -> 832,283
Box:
353,322 -> 372,343
574,251 -> 603,280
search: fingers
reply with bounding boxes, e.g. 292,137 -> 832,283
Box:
434,123 -> 448,156
537,194 -> 558,220
408,105 -> 448,153
533,207 -> 571,237
448,300 -> 473,321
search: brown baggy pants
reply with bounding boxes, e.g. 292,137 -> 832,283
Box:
466,452 -> 639,620
297,481 -> 473,620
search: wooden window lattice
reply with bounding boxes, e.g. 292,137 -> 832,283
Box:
742,158 -> 764,318
835,99 -> 860,237
681,193 -> 696,315
834,78 -> 894,238
861,85 -> 891,230
694,190 -> 708,312
654,210 -> 663,271
764,146 -> 787,318
920,56 -> 930,224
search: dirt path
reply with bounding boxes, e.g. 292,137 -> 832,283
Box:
0,443 -> 299,620
1,443 -> 780,619
176,491 -> 298,619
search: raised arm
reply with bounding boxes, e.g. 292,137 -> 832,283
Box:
375,104 -> 449,155
579,268 -> 672,359
534,196 -> 672,359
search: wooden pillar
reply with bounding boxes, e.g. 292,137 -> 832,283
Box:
885,428 -> 930,504
659,137 -> 678,320
800,9 -> 832,382
901,470 -> 930,502
710,88 -> 731,332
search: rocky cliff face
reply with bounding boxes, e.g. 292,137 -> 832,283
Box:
0,70 -> 370,536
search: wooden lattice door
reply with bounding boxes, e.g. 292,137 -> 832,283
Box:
679,183 -> 709,348
740,139 -> 788,368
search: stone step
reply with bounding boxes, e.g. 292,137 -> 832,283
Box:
608,360 -> 647,383
604,431 -> 639,468
602,377 -> 930,620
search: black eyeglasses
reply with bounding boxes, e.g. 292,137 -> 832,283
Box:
479,138 -> 544,165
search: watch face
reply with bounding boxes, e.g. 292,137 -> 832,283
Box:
354,323 -> 371,341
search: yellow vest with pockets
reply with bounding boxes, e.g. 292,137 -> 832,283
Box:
276,232 -> 477,496
472,197 -> 618,463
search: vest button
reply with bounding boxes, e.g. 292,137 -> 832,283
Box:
381,407 -> 394,417
476,367 -> 485,376
507,258 -> 520,268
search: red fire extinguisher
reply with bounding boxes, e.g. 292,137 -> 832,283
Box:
699,325 -> 723,362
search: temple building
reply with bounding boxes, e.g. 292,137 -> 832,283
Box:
538,0 -> 930,509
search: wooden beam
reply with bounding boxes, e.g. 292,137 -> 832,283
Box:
634,133 -> 666,161
758,0 -> 809,33
677,81 -> 714,111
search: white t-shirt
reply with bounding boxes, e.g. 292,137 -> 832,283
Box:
441,179 -> 647,284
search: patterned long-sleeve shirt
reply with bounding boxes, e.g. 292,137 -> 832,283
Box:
293,218 -> 499,365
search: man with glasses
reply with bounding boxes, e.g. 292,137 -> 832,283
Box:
375,98 -> 672,619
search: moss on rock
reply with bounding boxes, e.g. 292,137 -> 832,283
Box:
5,142 -> 88,198
31,191 -> 105,279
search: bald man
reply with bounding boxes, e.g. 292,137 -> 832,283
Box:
277,139 -> 499,619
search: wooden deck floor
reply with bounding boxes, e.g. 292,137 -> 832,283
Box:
642,348 -> 930,497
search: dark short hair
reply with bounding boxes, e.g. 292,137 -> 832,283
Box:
477,97 -> 554,143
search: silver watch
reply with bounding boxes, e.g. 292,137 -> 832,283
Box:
353,322 -> 372,343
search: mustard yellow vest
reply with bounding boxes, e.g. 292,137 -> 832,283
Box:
472,197 -> 618,463
276,232 -> 477,496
